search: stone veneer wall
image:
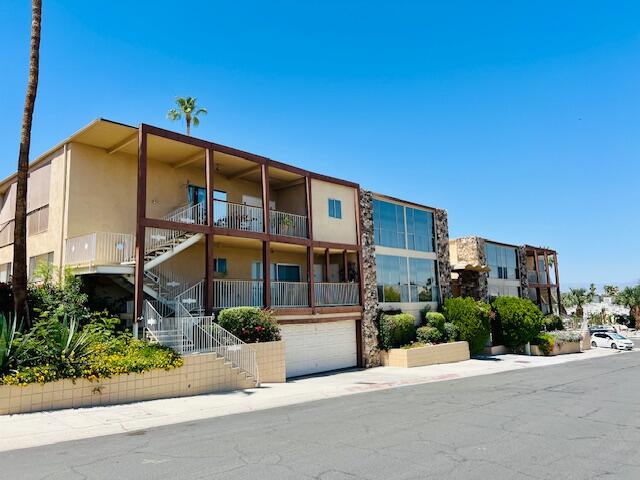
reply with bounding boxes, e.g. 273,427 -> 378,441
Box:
517,245 -> 529,299
359,190 -> 381,367
434,209 -> 452,301
453,237 -> 488,300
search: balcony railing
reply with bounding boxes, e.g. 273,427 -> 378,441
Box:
65,232 -> 135,267
271,281 -> 309,307
213,279 -> 263,308
269,210 -> 307,238
314,282 -> 360,306
214,200 -> 263,233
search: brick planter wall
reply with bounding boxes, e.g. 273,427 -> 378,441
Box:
381,341 -> 470,368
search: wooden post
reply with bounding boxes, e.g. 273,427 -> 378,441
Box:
324,248 -> 330,282
204,148 -> 215,314
261,164 -> 270,234
263,241 -> 271,308
342,250 -> 348,282
308,246 -> 315,308
133,126 -> 147,332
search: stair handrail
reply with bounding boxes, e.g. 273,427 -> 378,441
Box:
142,201 -> 206,257
143,300 -> 164,332
175,279 -> 205,314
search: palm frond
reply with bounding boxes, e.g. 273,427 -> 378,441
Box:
167,109 -> 181,121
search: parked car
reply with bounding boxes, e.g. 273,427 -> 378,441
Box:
590,332 -> 634,350
589,325 -> 616,334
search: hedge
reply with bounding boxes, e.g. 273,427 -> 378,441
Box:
443,297 -> 491,355
217,307 -> 281,343
378,313 -> 416,349
492,297 -> 543,347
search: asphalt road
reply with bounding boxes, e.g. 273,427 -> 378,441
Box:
4,350 -> 640,480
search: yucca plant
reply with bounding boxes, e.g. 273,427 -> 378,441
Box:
0,313 -> 17,373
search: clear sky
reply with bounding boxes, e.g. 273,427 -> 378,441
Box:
1,1 -> 638,287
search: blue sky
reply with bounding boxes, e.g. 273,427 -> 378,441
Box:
1,1 -> 639,287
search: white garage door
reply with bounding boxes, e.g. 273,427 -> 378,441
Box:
281,320 -> 358,378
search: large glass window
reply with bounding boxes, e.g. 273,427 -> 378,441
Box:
486,243 -> 519,280
409,258 -> 439,302
406,208 -> 434,252
373,199 -> 405,249
376,255 -> 408,302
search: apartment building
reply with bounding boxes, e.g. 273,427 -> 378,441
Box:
0,119 -> 365,378
449,236 -> 561,315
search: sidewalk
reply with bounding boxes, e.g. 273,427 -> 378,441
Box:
0,347 -> 623,452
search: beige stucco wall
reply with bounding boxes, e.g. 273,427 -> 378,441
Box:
311,179 -> 358,245
0,147 -> 67,270
243,340 -> 286,383
272,182 -> 306,216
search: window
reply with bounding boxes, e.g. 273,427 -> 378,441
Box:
406,207 -> 434,252
485,243 -> 519,280
376,255 -> 409,302
373,199 -> 405,249
328,199 -> 342,219
409,258 -> 438,302
27,205 -> 49,236
28,252 -> 54,279
187,185 -> 227,205
0,262 -> 11,283
213,258 -> 227,274
275,264 -> 301,282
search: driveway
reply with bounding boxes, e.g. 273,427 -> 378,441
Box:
2,349 -> 639,479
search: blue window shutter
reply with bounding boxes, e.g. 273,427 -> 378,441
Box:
336,200 -> 342,219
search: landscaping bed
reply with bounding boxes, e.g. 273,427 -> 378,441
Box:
381,341 -> 470,368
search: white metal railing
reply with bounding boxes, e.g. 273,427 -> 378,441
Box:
65,232 -> 136,266
144,202 -> 206,255
269,210 -> 307,238
271,281 -> 309,307
142,300 -> 259,385
314,282 -> 360,306
148,265 -> 192,298
175,279 -> 205,314
213,279 -> 263,308
214,200 -> 263,233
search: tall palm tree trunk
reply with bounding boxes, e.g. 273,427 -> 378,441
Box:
186,116 -> 191,136
13,0 -> 42,327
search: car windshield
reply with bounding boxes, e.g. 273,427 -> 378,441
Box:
610,333 -> 626,340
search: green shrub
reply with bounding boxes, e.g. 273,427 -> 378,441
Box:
543,314 -> 564,331
424,312 -> 446,331
443,322 -> 459,343
492,297 -> 544,347
0,313 -> 183,385
532,332 -> 556,355
552,330 -> 581,344
216,307 -> 281,343
416,326 -> 442,344
443,297 -> 491,355
28,265 -> 90,323
378,313 -> 416,349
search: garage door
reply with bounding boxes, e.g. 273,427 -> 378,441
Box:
280,320 -> 358,378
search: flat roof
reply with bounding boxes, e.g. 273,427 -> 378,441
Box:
0,118 -> 360,191
370,192 -> 440,212
450,236 -> 558,254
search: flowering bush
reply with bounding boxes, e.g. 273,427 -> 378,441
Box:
217,307 -> 281,343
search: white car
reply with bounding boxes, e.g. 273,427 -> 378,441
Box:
591,332 -> 634,350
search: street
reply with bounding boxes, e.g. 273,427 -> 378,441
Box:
3,349 -> 640,480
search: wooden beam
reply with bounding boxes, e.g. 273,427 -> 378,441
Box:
325,248 -> 330,282
262,164 -> 270,235
272,177 -> 305,191
204,148 -> 215,315
263,241 -> 271,308
107,133 -> 137,155
229,164 -> 260,180
175,151 -> 205,169
308,246 -> 315,309
133,127 -> 148,329
343,250 -> 348,282
305,176 -> 313,241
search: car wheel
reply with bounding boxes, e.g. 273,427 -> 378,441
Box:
611,343 -> 617,349
591,341 -> 597,347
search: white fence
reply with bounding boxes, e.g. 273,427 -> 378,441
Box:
65,232 -> 135,266
314,282 -> 360,306
214,200 -> 263,232
269,210 -> 307,238
271,281 -> 309,307
213,279 -> 263,308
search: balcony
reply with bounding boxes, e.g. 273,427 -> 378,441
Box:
65,232 -> 135,267
214,199 -> 263,233
314,282 -> 360,306
269,210 -> 307,238
213,279 -> 263,308
271,281 -> 309,307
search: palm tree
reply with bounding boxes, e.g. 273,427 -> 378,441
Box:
615,285 -> 640,329
603,285 -> 619,297
167,97 -> 207,136
568,288 -> 589,319
588,283 -> 597,301
13,0 -> 42,328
